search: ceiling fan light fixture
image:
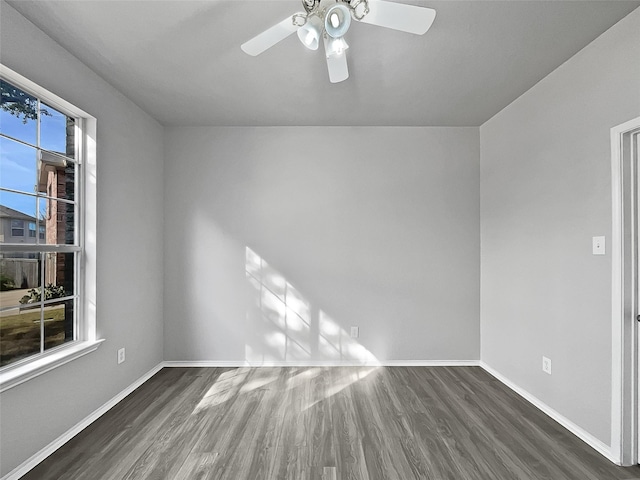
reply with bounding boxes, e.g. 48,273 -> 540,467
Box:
297,13 -> 323,50
325,35 -> 349,58
242,0 -> 437,84
324,3 -> 351,38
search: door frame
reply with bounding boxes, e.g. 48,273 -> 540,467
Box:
611,115 -> 640,465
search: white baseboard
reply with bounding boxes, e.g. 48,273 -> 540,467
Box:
162,360 -> 481,368
479,361 -> 618,465
2,363 -> 164,480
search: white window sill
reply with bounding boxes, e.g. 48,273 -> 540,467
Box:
0,339 -> 104,393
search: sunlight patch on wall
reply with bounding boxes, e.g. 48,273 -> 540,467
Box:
244,247 -> 378,365
245,247 -> 312,364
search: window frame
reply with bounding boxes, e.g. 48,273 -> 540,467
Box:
0,64 -> 101,392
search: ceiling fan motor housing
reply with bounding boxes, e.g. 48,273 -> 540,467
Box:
302,0 -> 369,20
302,0 -> 321,14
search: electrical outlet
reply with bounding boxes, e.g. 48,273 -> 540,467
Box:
542,356 -> 552,375
350,326 -> 359,338
117,348 -> 126,364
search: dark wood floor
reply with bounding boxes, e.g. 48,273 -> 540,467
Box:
22,366 -> 640,479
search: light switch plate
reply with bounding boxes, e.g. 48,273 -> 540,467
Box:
592,236 -> 605,255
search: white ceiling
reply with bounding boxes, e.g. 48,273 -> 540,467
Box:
7,0 -> 639,126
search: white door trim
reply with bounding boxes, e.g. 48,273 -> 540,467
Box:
611,115 -> 640,466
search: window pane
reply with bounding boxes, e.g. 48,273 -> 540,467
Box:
44,252 -> 74,297
0,252 -> 41,291
0,136 -> 37,194
11,220 -> 24,236
37,154 -> 75,202
38,198 -> 75,245
40,102 -> 75,159
0,191 -> 37,244
0,306 -> 42,367
0,80 -> 38,146
44,298 -> 74,351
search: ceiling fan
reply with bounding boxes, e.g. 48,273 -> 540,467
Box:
241,0 -> 436,83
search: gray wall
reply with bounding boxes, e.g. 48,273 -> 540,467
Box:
163,127 -> 480,364
0,2 -> 165,476
480,8 -> 640,446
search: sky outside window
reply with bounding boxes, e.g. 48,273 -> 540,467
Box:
1,80 -> 73,217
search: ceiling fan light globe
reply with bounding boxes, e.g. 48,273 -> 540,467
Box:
324,4 -> 351,38
325,36 -> 349,58
305,31 -> 316,46
296,14 -> 323,50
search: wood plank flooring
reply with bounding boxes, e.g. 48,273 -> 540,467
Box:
21,367 -> 640,479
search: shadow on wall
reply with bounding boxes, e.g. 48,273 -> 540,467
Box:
244,247 -> 378,365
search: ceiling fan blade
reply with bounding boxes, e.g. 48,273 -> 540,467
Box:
323,37 -> 349,83
358,1 -> 436,35
241,14 -> 301,56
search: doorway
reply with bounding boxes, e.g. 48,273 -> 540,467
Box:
611,116 -> 640,466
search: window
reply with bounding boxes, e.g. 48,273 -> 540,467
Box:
10,219 -> 24,237
0,65 -> 99,391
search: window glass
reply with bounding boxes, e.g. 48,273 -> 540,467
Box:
44,299 -> 74,351
1,190 -> 36,219
38,198 -> 75,245
44,252 -> 75,297
28,222 -> 36,237
0,80 -> 38,145
37,154 -> 75,202
40,102 -> 74,158
0,308 -> 42,367
0,251 -> 42,367
0,136 -> 37,194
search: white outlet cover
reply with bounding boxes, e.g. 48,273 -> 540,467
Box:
542,356 -> 552,375
350,326 -> 359,338
117,348 -> 126,364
